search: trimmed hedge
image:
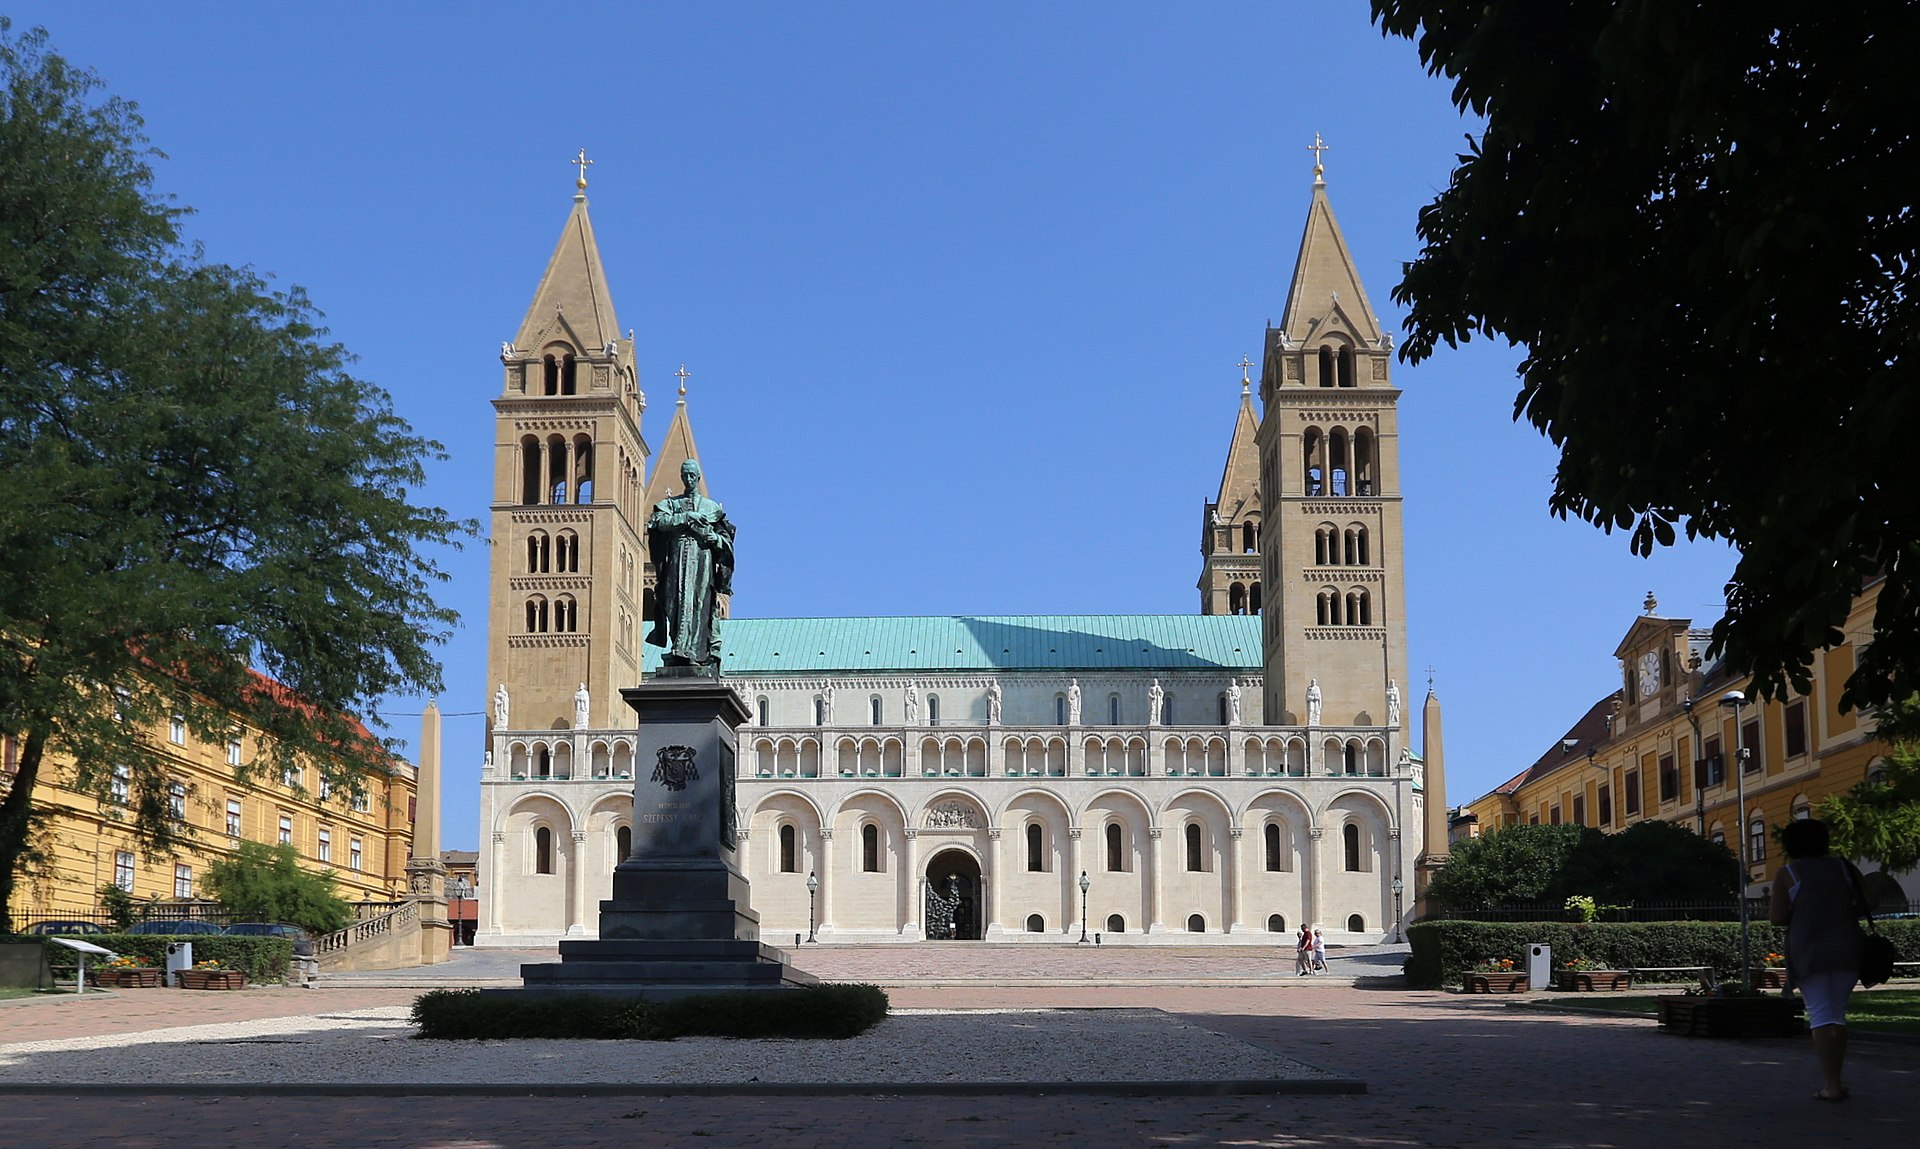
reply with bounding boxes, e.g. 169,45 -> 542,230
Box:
1405,919 -> 1920,989
11,933 -> 294,983
411,983 -> 891,1041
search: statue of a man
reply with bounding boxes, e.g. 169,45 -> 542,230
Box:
1066,678 -> 1082,725
1386,678 -> 1401,729
644,459 -> 735,672
1226,681 -> 1242,726
573,682 -> 590,729
904,680 -> 920,725
820,683 -> 834,724
493,683 -> 510,729
1306,678 -> 1322,727
986,679 -> 1002,725
1148,678 -> 1164,726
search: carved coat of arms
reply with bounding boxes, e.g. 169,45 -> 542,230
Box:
651,745 -> 700,791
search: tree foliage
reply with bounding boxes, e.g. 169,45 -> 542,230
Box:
0,21 -> 469,931
1428,820 -> 1738,909
202,842 -> 352,934
1371,1 -> 1920,711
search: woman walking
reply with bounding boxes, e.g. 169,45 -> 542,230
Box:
1768,817 -> 1867,1102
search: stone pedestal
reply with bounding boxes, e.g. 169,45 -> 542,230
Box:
519,675 -> 816,998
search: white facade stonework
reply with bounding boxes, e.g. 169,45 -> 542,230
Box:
477,172 -> 1432,946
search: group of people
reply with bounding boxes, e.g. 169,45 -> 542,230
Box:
1292,925 -> 1327,975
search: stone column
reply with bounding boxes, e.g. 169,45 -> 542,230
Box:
487,830 -> 505,934
1146,827 -> 1164,932
902,828 -> 921,937
1308,826 -> 1326,928
816,828 -> 835,934
569,830 -> 589,934
405,701 -> 451,962
985,828 -> 1004,937
1228,827 -> 1246,932
1067,827 -> 1083,930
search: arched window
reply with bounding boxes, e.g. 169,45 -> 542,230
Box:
547,435 -> 568,504
556,530 -> 579,573
1108,694 -> 1121,724
1328,427 -> 1350,496
1347,589 -> 1371,626
814,697 -> 825,725
526,532 -> 547,573
927,694 -> 940,726
1242,521 -> 1257,552
535,826 -> 554,874
1105,823 -> 1124,872
1315,525 -> 1333,565
1347,913 -> 1365,932
778,824 -> 798,873
1268,912 -> 1286,932
525,595 -> 548,633
1265,822 -> 1282,871
1343,823 -> 1362,871
534,745 -> 551,778
1749,818 -> 1768,863
1337,345 -> 1355,388
1185,823 -> 1203,872
1249,582 -> 1262,614
1219,694 -> 1229,725
1344,743 -> 1360,774
1106,913 -> 1126,933
553,595 -> 577,633
1229,582 -> 1247,614
1026,913 -> 1045,933
520,436 -> 543,505
861,823 -> 879,872
542,355 -> 560,396
757,697 -> 770,727
1026,823 -> 1044,872
1056,695 -> 1068,725
1163,694 -> 1175,724
870,696 -> 883,725
1353,428 -> 1376,495
1302,428 -> 1324,495
572,438 -> 593,503
1317,589 -> 1341,627
615,825 -> 631,866
560,353 -> 578,395
1318,346 -> 1335,388
1187,913 -> 1206,933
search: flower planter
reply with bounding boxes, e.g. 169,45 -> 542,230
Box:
1463,971 -> 1529,993
175,969 -> 247,990
1556,969 -> 1632,992
94,967 -> 164,989
1657,996 -> 1803,1038
1748,968 -> 1787,990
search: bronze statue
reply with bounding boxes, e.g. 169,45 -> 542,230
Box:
645,459 -> 734,672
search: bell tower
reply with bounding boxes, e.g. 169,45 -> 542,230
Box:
1198,358 -> 1264,616
487,162 -> 650,732
1255,147 -> 1410,740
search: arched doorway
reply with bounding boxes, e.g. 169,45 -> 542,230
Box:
924,849 -> 982,940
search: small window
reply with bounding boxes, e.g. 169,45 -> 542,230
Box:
1265,822 -> 1283,871
349,836 -> 364,871
1187,913 -> 1206,933
318,828 -> 332,863
167,780 -> 186,821
757,697 -> 770,727
1624,769 -> 1642,815
1572,795 -> 1585,826
1026,823 -> 1044,872
1185,823 -> 1203,872
927,694 -> 940,726
1598,784 -> 1613,827
226,799 -> 243,837
779,824 -> 798,873
1347,913 -> 1365,932
169,715 -> 186,745
1748,819 -> 1767,863
1343,823 -> 1361,872
1784,700 -> 1808,758
278,814 -> 294,846
1056,695 -> 1067,725
870,696 -> 883,725
1108,694 -> 1121,725
862,823 -> 880,873
114,851 -> 135,892
1703,736 -> 1725,786
352,790 -> 371,813
110,763 -> 129,805
1025,913 -> 1045,933
173,863 -> 193,899
1742,718 -> 1762,773
617,824 -> 632,864
813,697 -> 825,725
226,739 -> 243,767
535,826 -> 554,874
1658,755 -> 1677,802
1106,913 -> 1126,933
1105,822 -> 1124,872
1549,804 -> 1562,826
1267,912 -> 1286,932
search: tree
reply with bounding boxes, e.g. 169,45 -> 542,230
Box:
1426,823 -> 1593,907
202,843 -> 352,935
1428,820 -> 1737,909
1371,2 -> 1920,711
0,22 -> 468,932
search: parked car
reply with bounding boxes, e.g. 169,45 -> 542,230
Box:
222,922 -> 315,957
126,920 -> 224,936
21,920 -> 107,936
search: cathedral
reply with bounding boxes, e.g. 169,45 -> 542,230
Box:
476,156 -> 1445,945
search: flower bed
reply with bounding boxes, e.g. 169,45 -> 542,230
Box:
1462,971 -> 1529,993
1556,969 -> 1631,991
175,969 -> 247,990
93,966 -> 164,989
1747,967 -> 1786,990
1657,995 -> 1803,1038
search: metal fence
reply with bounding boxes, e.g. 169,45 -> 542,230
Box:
16,898 -> 410,932
1434,898 -> 1920,923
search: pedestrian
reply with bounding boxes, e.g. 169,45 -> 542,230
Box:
1295,926 -> 1313,975
1312,926 -> 1328,973
1768,817 -> 1867,1102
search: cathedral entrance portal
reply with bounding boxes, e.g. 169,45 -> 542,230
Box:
923,849 -> 982,941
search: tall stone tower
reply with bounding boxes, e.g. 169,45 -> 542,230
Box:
1198,362 -> 1264,616
1255,158 -> 1410,743
487,172 -> 649,733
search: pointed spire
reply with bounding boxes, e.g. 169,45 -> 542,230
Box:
1215,361 -> 1261,508
1276,158 -> 1384,349
513,177 -> 620,355
643,380 -> 708,514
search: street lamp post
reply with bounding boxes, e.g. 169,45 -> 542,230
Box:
1078,871 -> 1090,944
1391,875 -> 1404,943
1720,691 -> 1755,991
806,870 -> 819,944
449,877 -> 473,946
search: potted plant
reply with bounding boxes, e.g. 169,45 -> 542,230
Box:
1463,956 -> 1528,993
95,953 -> 164,989
1657,983 -> 1803,1038
1555,955 -> 1631,992
175,958 -> 247,991
1748,952 -> 1787,990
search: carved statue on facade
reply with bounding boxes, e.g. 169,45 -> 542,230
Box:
644,459 -> 735,673
986,679 -> 1002,726
1386,678 -> 1401,729
904,680 -> 919,725
1067,678 -> 1082,725
493,683 -> 510,729
1226,681 -> 1242,726
1148,678 -> 1165,726
1306,678 -> 1322,727
820,683 -> 834,725
573,682 -> 590,729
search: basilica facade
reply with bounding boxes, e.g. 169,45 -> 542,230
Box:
476,163 -> 1444,945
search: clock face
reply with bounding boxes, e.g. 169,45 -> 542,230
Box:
1639,651 -> 1662,695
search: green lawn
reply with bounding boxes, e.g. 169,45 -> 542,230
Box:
0,986 -> 42,1001
1533,988 -> 1920,1035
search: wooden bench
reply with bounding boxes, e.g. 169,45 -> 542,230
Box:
1891,961 -> 1920,979
1629,965 -> 1715,987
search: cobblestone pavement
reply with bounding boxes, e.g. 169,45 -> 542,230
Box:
3,957 -> 1916,1148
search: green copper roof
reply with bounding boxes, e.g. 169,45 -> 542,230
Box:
707,615 -> 1264,674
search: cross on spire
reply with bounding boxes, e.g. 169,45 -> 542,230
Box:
1237,354 -> 1254,395
572,147 -> 594,192
1425,664 -> 1436,692
1307,132 -> 1329,182
674,362 -> 691,402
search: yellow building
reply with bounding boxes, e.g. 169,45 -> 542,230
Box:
1461,581 -> 1913,907
0,683 -> 416,923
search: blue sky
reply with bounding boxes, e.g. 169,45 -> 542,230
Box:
14,4 -> 1737,849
